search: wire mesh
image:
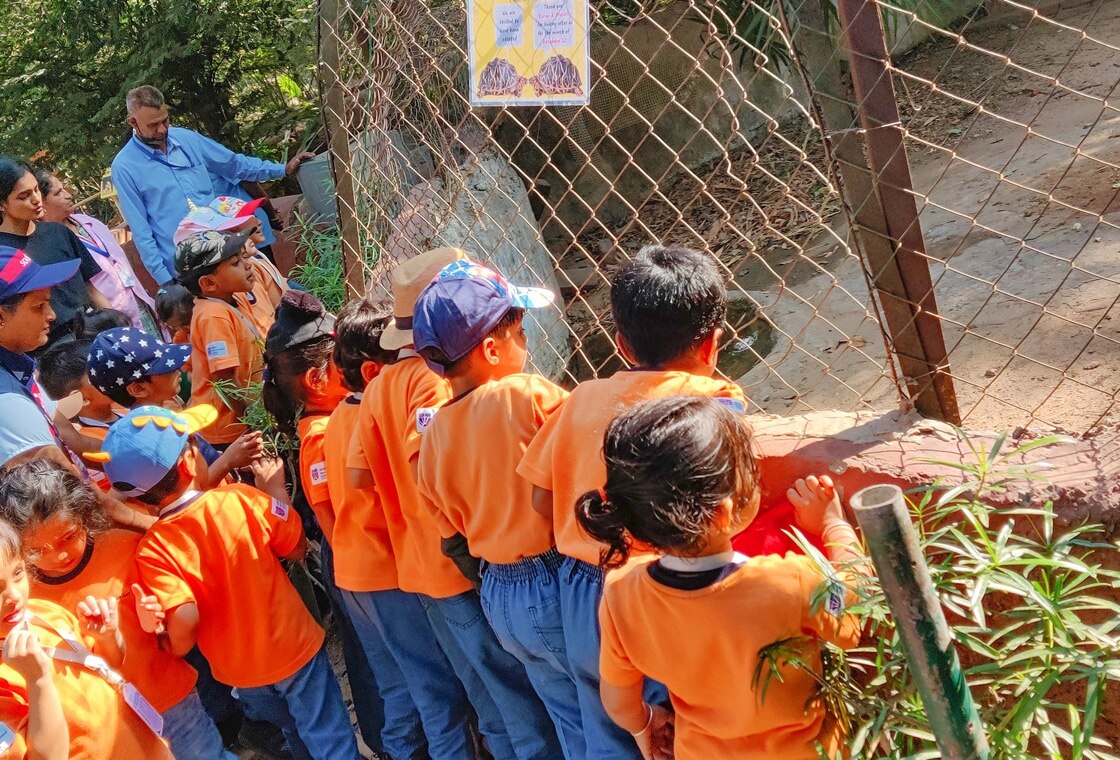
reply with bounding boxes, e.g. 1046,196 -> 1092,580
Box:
316,0 -> 1120,432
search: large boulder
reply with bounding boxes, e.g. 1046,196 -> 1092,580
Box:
384,148 -> 572,380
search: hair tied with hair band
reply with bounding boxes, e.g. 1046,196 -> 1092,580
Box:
597,487 -> 608,503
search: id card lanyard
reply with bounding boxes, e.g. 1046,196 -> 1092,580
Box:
30,615 -> 164,736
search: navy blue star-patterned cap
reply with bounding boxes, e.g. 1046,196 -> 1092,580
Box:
86,327 -> 191,397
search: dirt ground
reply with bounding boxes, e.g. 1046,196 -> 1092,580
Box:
737,0 -> 1120,432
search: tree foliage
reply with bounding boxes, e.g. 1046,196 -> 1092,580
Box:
0,0 -> 318,191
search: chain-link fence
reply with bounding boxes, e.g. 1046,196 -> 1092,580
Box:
314,0 -> 1120,433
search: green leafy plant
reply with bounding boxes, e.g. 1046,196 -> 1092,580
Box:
766,432 -> 1120,758
209,378 -> 294,456
290,216 -> 348,313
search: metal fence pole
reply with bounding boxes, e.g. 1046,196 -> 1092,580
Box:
833,0 -> 961,424
316,0 -> 366,298
851,484 -> 990,759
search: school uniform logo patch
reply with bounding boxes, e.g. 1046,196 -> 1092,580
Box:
416,407 -> 438,433
206,341 -> 229,360
0,722 -> 15,751
310,461 -> 327,485
271,498 -> 290,520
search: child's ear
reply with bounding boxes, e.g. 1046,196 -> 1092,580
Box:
480,336 -> 501,366
302,366 -> 327,392
178,448 -> 198,481
359,360 -> 382,385
714,496 -> 736,534
197,273 -> 217,293
698,326 -> 723,368
126,379 -> 149,400
615,332 -> 638,367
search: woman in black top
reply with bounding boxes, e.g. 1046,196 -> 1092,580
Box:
0,158 -> 110,347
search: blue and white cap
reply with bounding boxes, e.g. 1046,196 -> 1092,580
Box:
87,327 -> 191,398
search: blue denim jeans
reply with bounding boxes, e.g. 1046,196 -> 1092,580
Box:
234,648 -> 360,760
162,688 -> 238,760
480,549 -> 585,760
423,591 -> 564,760
342,588 -> 475,760
558,555 -> 645,760
320,540 -> 390,753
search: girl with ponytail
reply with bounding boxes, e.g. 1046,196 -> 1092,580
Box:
577,395 -> 866,760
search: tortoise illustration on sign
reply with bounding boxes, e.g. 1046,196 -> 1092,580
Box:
529,55 -> 583,96
477,58 -> 527,97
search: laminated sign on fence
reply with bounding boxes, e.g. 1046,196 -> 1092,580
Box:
467,0 -> 590,106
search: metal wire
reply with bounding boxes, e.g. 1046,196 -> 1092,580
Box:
316,0 -> 1120,432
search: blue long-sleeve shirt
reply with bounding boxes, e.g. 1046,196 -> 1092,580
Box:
110,127 -> 285,285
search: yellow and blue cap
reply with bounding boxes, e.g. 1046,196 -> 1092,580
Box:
86,405 -> 217,497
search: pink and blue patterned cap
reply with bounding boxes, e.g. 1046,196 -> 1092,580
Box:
413,260 -> 554,364
173,196 -> 264,245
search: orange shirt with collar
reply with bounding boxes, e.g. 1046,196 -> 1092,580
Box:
517,370 -> 747,566
250,256 -> 287,310
188,294 -> 271,444
0,599 -> 173,760
599,555 -> 861,760
31,530 -> 197,714
134,483 -> 323,688
297,415 -> 334,540
417,373 -> 568,564
345,355 -> 472,598
327,395 -> 398,592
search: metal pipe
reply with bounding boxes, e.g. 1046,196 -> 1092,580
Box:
851,484 -> 989,759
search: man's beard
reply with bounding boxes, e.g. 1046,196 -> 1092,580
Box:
136,132 -> 166,149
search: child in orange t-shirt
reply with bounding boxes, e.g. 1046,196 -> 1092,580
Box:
175,195 -> 289,313
413,260 -> 580,756
517,244 -> 747,759
0,458 -> 235,759
95,404 -> 360,760
261,290 -> 413,756
175,230 -> 275,447
576,395 -> 865,760
344,248 -> 501,760
0,518 -> 172,760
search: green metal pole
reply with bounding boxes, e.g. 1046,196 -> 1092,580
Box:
851,484 -> 990,760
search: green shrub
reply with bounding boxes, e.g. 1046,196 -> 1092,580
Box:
776,433 -> 1120,758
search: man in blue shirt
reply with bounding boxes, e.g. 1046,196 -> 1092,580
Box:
110,85 -> 313,285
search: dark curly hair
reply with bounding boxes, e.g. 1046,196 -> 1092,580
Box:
575,394 -> 759,568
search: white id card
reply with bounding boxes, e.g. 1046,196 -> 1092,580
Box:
123,683 -> 164,736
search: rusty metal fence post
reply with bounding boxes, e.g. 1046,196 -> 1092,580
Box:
316,0 -> 366,298
833,0 -> 961,424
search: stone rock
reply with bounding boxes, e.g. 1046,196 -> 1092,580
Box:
383,148 -> 572,380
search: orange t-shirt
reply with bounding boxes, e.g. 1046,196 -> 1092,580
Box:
599,555 -> 861,760
0,599 -> 172,760
134,483 -> 324,688
298,415 -> 334,540
250,256 -> 287,310
346,356 -> 472,598
326,396 -> 398,592
188,295 -> 270,444
417,374 -> 568,564
517,370 -> 747,565
31,530 -> 197,713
